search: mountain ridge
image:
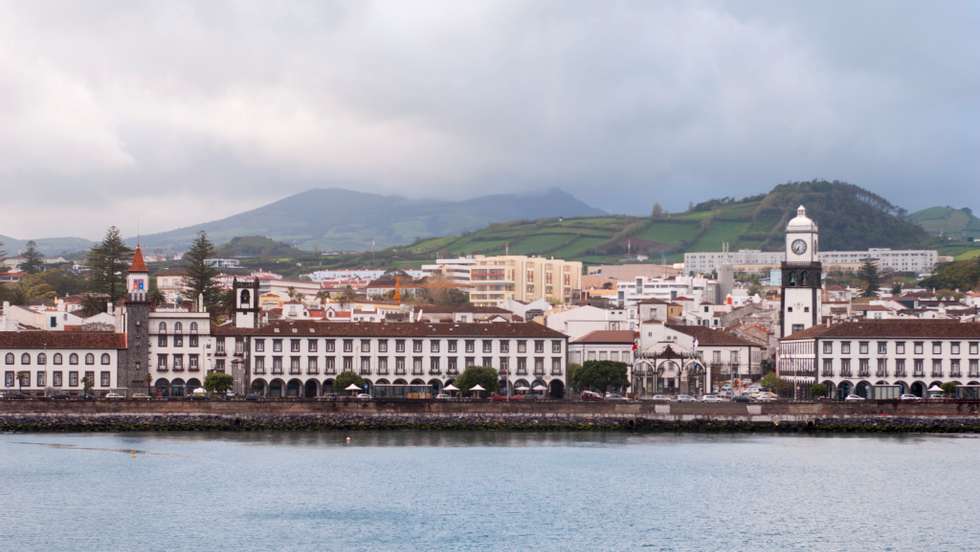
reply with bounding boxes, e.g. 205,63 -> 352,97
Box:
133,187 -> 604,252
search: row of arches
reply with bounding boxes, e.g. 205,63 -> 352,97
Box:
246,377 -> 566,398
153,377 -> 203,398
632,359 -> 708,397
822,380 -> 980,400
4,352 -> 111,366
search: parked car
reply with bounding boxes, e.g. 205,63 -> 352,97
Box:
604,392 -> 628,401
899,393 -> 922,401
245,393 -> 261,401
701,394 -> 725,403
319,393 -> 338,401
675,394 -> 696,402
434,393 -> 451,400
844,393 -> 866,401
355,393 -> 372,400
130,392 -> 151,400
580,390 -> 603,401
49,392 -> 71,400
649,394 -> 671,402
104,392 -> 125,400
732,394 -> 752,403
753,392 -> 778,402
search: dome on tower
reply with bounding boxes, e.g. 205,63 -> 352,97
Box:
786,205 -> 818,232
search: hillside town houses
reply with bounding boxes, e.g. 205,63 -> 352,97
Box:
0,205 -> 978,401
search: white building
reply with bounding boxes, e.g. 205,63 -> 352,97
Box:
615,275 -> 715,308
208,320 -> 570,398
631,321 -> 762,397
569,330 -> 635,366
685,247 -> 938,275
778,320 -> 980,399
545,305 -> 633,341
0,332 -> 126,394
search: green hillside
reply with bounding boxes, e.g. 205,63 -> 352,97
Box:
293,180 -> 951,273
908,206 -> 980,240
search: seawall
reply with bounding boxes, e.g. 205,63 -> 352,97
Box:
4,399 -> 980,432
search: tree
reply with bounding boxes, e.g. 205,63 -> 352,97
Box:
333,371 -> 365,393
454,366 -> 499,394
341,285 -> 357,306
572,361 -> 628,393
204,371 -> 234,396
78,294 -> 108,317
809,383 -> 828,399
19,241 -> 44,274
82,374 -> 94,398
15,274 -> 56,304
651,202 -> 665,219
147,278 -> 165,306
890,282 -> 903,296
858,258 -> 880,297
184,231 -> 220,311
566,363 -> 583,392
941,382 -> 958,397
87,226 -> 132,302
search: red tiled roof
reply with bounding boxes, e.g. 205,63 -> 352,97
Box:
0,331 -> 126,349
573,330 -> 636,344
128,246 -> 148,273
782,320 -> 980,341
213,320 -> 567,339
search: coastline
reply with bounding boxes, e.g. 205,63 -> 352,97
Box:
3,399 -> 980,433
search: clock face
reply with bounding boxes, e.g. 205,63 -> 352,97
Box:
791,239 -> 807,255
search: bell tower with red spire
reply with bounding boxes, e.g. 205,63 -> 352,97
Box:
120,245 -> 151,396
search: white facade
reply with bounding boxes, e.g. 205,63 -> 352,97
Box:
778,321 -> 980,399
685,248 -> 938,275
0,334 -> 124,395
615,275 -> 713,308
210,321 -> 569,398
545,305 -> 632,341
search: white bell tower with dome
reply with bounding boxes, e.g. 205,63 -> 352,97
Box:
780,206 -> 821,337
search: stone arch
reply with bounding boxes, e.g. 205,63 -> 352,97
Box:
428,378 -> 442,394
820,380 -> 836,399
171,378 -> 186,398
186,378 -> 202,394
303,379 -> 319,398
549,379 -> 565,399
855,380 -> 871,399
684,361 -> 706,397
375,378 -> 390,386
895,381 -> 908,394
323,378 -> 335,393
410,378 -> 425,385
910,381 -> 926,398
269,378 -> 285,398
286,378 -> 303,398
393,378 -> 407,385
154,378 -> 170,398
251,378 -> 268,396
514,379 -> 530,390
837,380 -> 853,400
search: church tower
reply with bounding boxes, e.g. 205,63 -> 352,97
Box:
780,206 -> 821,337
119,245 -> 151,395
233,278 -> 260,328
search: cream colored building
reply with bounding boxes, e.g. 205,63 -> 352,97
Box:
461,255 -> 582,307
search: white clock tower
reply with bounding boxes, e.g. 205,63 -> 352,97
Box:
780,206 -> 821,337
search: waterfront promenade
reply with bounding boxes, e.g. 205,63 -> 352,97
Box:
3,399 -> 980,432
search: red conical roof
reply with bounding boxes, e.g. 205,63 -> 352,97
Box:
128,246 -> 148,273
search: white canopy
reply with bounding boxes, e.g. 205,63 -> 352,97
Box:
928,384 -> 944,392
192,387 -> 206,396
345,383 -> 362,391
443,384 -> 459,391
469,384 -> 486,392
515,386 -> 531,392
532,384 -> 548,392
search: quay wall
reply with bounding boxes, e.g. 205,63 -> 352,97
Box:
3,400 -> 980,432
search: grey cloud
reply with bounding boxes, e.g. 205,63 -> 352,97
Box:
0,0 -> 976,239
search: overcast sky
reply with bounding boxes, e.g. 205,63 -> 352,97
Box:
1,1 -> 977,239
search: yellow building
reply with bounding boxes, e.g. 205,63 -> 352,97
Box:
467,255 -> 582,307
